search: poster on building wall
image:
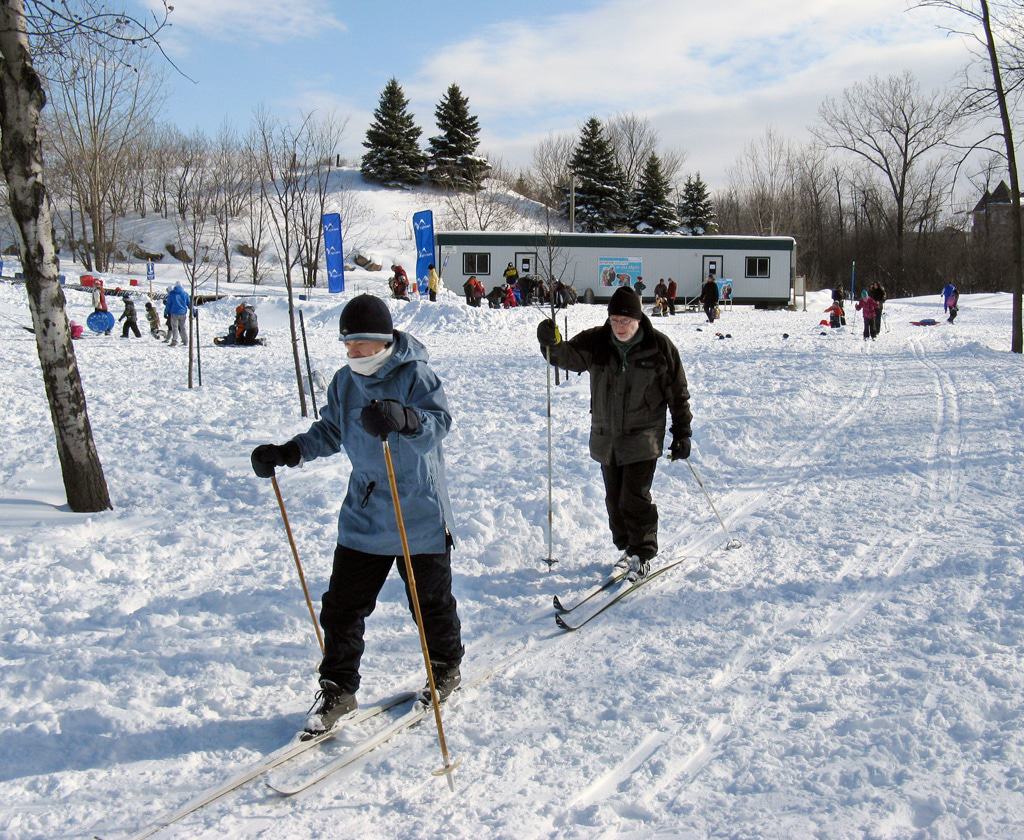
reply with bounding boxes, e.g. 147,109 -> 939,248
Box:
598,256 -> 643,287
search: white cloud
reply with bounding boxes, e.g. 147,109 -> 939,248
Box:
406,0 -> 977,184
144,0 -> 345,44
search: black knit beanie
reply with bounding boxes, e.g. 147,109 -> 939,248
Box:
608,286 -> 642,320
339,294 -> 393,342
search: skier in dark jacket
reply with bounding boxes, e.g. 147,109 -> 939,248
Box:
118,295 -> 140,338
700,276 -> 719,323
869,282 -> 887,335
251,294 -> 464,736
536,286 -> 692,580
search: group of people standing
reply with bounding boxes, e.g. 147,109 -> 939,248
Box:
389,264 -> 442,302
87,279 -> 190,344
249,285 -> 692,737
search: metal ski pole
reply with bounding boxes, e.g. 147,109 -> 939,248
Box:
380,436 -> 460,789
270,474 -> 325,654
686,462 -> 741,549
542,344 -> 557,568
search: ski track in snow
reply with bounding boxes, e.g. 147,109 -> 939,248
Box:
1,276 -> 1023,839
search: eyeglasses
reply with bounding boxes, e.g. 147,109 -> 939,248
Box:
609,316 -> 636,327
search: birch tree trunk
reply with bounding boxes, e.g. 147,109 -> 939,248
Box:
0,1 -> 111,511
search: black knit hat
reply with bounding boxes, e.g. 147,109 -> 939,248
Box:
339,294 -> 393,342
608,286 -> 642,320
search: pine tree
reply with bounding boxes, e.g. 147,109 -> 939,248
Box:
361,78 -> 427,186
564,117 -> 629,232
632,153 -> 679,233
679,173 -> 717,234
427,83 -> 489,190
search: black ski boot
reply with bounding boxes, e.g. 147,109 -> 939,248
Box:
302,679 -> 357,739
421,662 -> 461,705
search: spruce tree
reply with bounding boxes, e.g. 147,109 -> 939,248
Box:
564,117 -> 629,232
632,153 -> 679,233
679,173 -> 717,234
361,78 -> 427,186
427,83 -> 489,190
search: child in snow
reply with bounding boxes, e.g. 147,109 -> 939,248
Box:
250,295 -> 463,737
855,291 -> 880,340
118,294 -> 140,338
144,301 -> 163,338
942,282 -> 959,324
824,301 -> 845,330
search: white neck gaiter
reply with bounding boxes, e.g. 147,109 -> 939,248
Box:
346,343 -> 394,377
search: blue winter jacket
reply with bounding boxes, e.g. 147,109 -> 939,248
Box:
164,284 -> 191,316
291,330 -> 454,555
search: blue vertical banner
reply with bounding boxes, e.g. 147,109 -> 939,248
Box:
322,212 -> 345,293
412,210 -> 435,293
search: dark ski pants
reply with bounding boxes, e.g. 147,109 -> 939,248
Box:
863,318 -> 878,340
601,458 -> 659,561
703,303 -> 716,323
318,541 -> 464,693
121,319 -> 140,338
948,306 -> 958,323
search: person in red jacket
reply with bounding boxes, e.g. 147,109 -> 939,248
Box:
666,278 -> 677,315
824,301 -> 845,330
855,291 -> 880,340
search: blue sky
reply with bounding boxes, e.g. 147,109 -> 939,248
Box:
143,0 -> 976,187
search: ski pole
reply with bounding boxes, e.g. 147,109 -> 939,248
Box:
270,474 -> 325,654
686,462 -> 741,550
299,309 -> 319,419
542,344 -> 557,568
380,436 -> 460,789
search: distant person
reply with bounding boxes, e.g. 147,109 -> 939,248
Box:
164,282 -> 191,347
250,294 -> 463,736
633,276 -> 646,301
502,284 -> 518,308
118,294 -> 140,338
91,280 -> 111,335
427,263 -> 441,302
144,301 -> 163,338
700,274 -> 719,323
832,286 -> 847,325
503,262 -> 519,285
486,286 -> 504,309
869,282 -> 887,335
855,290 -> 880,341
665,278 -> 677,315
463,276 -> 485,307
388,264 -> 408,298
391,271 -> 410,302
942,282 -> 960,324
824,300 -> 845,330
654,279 -> 668,304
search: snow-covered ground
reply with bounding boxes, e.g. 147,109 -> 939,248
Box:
1,266 -> 1023,838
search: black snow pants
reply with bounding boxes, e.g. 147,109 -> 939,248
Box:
601,458 -> 659,562
318,541 -> 464,693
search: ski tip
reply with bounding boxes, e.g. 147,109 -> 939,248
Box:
552,595 -> 565,612
726,539 -> 742,550
554,614 -> 573,632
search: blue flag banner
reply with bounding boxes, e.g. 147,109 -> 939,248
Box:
322,212 -> 345,293
412,210 -> 435,292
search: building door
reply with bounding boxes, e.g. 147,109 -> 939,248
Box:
702,255 -> 724,281
515,252 -> 538,277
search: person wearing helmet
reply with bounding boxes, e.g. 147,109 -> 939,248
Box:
250,294 -> 463,737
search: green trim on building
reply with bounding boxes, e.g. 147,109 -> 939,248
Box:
436,231 -> 795,252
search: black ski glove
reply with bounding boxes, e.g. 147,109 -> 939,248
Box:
360,399 -> 421,440
250,440 -> 301,478
669,435 -> 691,461
536,318 -> 561,348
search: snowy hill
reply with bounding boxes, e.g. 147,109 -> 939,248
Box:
1,195 -> 1024,837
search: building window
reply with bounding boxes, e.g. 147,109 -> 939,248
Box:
745,256 -> 770,278
463,252 -> 490,275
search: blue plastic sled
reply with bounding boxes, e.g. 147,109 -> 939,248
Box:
86,310 -> 115,333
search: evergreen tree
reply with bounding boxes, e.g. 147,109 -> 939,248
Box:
361,78 -> 427,186
632,153 -> 679,233
679,173 -> 717,234
564,117 -> 629,232
427,83 -> 489,190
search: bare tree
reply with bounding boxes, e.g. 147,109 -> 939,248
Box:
813,70 -> 959,288
727,126 -> 796,236
530,130 -> 575,208
210,121 -> 249,285
252,105 -> 311,417
295,111 -> 346,290
606,112 -> 659,192
0,0 -> 172,512
915,0 -> 1022,351
440,159 -> 526,231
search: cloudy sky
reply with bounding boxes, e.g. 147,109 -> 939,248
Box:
144,0 -> 978,188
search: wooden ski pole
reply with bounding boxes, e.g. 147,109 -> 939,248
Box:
381,436 -> 460,789
270,474 -> 324,654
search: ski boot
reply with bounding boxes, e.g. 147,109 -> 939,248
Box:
626,555 -> 651,583
420,662 -> 461,705
302,678 -> 357,739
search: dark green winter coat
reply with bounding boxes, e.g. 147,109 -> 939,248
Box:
541,315 -> 692,465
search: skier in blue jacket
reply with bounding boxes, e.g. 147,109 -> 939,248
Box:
251,294 -> 463,736
163,282 -> 191,347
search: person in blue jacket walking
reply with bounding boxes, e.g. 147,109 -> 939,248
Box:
163,282 -> 191,346
250,294 -> 464,737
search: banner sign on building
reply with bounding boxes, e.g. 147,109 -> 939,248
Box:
146,261 -> 155,281
322,213 -> 345,293
412,210 -> 435,293
598,256 -> 642,287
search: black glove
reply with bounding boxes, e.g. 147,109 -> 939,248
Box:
669,435 -> 691,461
536,318 -> 561,348
360,399 -> 421,440
250,440 -> 301,478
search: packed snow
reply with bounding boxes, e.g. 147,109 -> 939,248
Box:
1,252 -> 1023,838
